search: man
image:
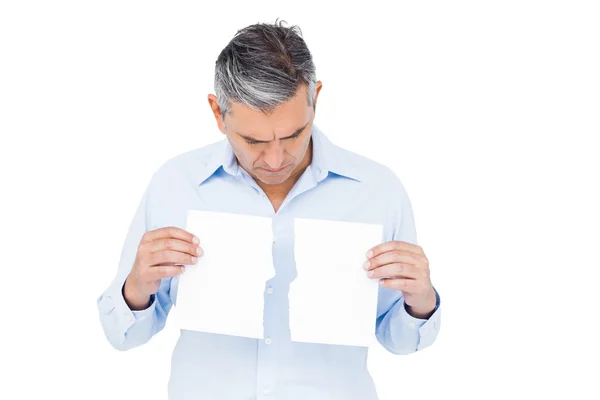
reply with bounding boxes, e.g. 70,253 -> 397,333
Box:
97,20 -> 441,400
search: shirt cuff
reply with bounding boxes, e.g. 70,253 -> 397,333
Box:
125,284 -> 157,320
97,280 -> 157,339
395,288 -> 441,345
131,295 -> 156,319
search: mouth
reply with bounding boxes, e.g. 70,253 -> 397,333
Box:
262,165 -> 290,174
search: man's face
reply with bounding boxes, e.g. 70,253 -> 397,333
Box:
214,83 -> 321,186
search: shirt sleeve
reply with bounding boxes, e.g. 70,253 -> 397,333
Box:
96,175 -> 173,351
375,172 -> 442,354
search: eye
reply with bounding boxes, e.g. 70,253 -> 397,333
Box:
284,132 -> 302,141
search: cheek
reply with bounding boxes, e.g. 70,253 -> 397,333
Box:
231,142 -> 258,166
293,138 -> 311,157
245,148 -> 264,167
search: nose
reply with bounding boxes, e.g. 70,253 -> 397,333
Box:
263,143 -> 285,170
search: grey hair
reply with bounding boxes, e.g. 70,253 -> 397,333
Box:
214,18 -> 317,118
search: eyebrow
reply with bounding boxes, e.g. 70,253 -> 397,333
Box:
236,122 -> 309,143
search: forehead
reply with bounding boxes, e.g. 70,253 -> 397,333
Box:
226,93 -> 312,140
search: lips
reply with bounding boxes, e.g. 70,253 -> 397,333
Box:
265,167 -> 286,173
263,165 -> 290,173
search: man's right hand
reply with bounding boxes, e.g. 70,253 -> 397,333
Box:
123,227 -> 202,310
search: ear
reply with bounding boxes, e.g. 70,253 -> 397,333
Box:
207,94 -> 227,135
313,80 -> 323,109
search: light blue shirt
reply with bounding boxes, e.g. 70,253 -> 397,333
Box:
97,124 -> 441,400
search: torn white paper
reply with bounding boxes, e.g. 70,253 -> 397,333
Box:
175,210 -> 275,339
290,218 -> 383,347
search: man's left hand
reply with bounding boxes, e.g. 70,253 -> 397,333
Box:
364,240 -> 437,319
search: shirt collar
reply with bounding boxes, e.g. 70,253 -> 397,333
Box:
196,124 -> 361,186
310,124 -> 361,182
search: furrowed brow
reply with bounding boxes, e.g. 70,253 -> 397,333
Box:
237,122 -> 309,143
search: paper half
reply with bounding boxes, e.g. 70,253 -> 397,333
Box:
290,218 -> 383,347
175,210 -> 275,339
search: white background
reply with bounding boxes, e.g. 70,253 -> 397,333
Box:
1,1 -> 599,399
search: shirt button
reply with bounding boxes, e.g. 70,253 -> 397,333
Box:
266,287 -> 273,295
408,322 -> 416,328
263,388 -> 271,395
272,236 -> 277,243
265,338 -> 272,345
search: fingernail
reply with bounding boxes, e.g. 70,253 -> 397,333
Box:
192,257 -> 198,263
363,261 -> 370,270
367,270 -> 374,277
193,236 -> 200,245
197,246 -> 203,256
180,266 -> 186,273
366,250 -> 373,258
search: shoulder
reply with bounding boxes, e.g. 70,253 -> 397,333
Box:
140,139 -> 225,227
333,142 -> 408,197
333,143 -> 415,241
149,139 -> 224,187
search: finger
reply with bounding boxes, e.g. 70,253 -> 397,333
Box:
146,265 -> 186,280
147,249 -> 198,267
379,278 -> 417,292
145,238 -> 203,258
367,241 -> 424,259
141,226 -> 199,246
367,263 -> 420,280
364,250 -> 419,271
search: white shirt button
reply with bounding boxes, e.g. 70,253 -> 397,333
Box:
265,338 -> 272,345
263,388 -> 271,395
408,322 -> 416,328
266,287 -> 273,295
